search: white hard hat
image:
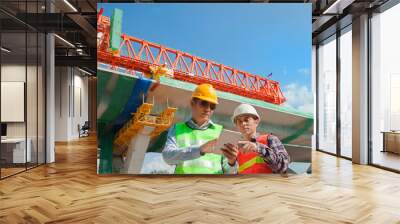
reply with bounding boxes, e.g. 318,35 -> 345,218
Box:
231,104 -> 260,124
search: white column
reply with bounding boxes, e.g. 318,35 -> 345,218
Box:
46,33 -> 55,163
45,0 -> 55,163
122,126 -> 155,174
352,14 -> 369,164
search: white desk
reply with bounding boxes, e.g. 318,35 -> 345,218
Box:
1,138 -> 31,163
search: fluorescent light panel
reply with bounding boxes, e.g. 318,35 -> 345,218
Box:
54,34 -> 75,48
323,0 -> 355,15
1,47 -> 11,53
63,0 -> 78,12
78,68 -> 93,76
323,0 -> 342,14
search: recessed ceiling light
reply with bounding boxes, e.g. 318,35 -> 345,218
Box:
78,68 -> 93,76
322,0 -> 355,15
63,0 -> 78,12
1,47 -> 11,53
54,34 -> 75,48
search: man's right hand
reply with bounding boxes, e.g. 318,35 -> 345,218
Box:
199,139 -> 217,154
221,143 -> 239,166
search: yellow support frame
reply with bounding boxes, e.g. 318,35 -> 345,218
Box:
113,103 -> 177,155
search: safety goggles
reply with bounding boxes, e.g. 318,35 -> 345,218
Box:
195,99 -> 217,110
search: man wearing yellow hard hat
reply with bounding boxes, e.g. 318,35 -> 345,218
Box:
162,83 -> 236,174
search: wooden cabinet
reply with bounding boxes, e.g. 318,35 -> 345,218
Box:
382,132 -> 400,154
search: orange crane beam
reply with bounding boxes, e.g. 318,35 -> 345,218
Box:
97,12 -> 286,105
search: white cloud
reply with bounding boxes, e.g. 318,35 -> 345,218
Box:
282,83 -> 314,114
140,152 -> 175,174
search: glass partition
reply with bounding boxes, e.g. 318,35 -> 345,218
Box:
0,0 -> 46,179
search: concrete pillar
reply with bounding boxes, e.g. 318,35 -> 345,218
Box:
352,14 -> 369,164
122,126 -> 155,174
46,0 -> 55,163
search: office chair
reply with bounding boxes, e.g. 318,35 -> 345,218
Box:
79,121 -> 90,138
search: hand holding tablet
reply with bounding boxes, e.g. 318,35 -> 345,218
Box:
237,141 -> 258,154
212,129 -> 242,154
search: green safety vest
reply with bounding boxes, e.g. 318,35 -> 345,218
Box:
174,122 -> 223,174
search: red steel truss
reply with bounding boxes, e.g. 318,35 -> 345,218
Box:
97,12 -> 286,105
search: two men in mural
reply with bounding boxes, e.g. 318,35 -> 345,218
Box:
162,84 -> 290,174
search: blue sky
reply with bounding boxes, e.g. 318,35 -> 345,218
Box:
99,3 -> 313,113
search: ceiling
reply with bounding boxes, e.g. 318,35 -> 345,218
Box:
311,0 -> 391,44
98,0 -> 393,44
0,0 -> 97,74
1,0 -> 396,74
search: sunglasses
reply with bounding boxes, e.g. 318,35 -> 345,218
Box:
194,99 -> 217,110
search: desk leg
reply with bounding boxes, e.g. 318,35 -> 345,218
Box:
381,133 -> 386,153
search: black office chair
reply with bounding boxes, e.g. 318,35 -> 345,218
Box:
78,121 -> 90,138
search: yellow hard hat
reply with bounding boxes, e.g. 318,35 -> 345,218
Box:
192,83 -> 219,104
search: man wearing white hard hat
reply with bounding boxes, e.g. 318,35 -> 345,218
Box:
221,103 -> 290,174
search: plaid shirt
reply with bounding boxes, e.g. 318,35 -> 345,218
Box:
251,133 -> 290,174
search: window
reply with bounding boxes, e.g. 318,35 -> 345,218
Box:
339,26 -> 352,158
317,35 -> 337,154
370,3 -> 400,171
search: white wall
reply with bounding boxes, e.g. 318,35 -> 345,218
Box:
55,66 -> 69,141
1,65 -> 26,139
55,67 -> 89,141
0,65 -> 39,138
72,73 -> 89,138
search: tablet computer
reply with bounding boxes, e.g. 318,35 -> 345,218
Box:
210,129 -> 243,154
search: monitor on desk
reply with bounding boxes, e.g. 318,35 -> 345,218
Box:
1,123 -> 7,138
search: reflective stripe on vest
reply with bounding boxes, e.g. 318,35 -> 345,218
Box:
174,122 -> 223,174
238,156 -> 265,173
237,134 -> 273,174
